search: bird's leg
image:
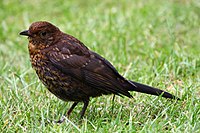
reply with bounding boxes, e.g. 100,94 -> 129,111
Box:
67,102 -> 79,116
112,94 -> 116,102
55,102 -> 79,124
80,100 -> 89,118
111,94 -> 116,113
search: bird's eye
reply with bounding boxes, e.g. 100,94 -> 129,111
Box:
40,31 -> 47,38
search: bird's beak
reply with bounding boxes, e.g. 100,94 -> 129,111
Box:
19,30 -> 31,37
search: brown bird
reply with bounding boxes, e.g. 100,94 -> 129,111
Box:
20,21 -> 179,121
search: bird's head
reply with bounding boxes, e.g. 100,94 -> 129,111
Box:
20,21 -> 61,47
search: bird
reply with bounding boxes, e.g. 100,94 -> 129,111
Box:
20,21 -> 179,121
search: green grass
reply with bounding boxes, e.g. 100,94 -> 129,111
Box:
0,0 -> 200,132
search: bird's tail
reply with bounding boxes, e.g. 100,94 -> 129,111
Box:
128,80 -> 180,100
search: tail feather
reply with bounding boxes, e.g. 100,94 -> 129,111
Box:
128,80 -> 180,100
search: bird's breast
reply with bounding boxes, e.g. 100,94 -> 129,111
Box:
29,49 -> 70,87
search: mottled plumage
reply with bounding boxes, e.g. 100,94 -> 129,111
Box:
20,21 -> 179,121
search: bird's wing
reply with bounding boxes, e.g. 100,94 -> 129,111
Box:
46,41 -> 133,97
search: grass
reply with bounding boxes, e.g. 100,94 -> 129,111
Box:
0,0 -> 199,132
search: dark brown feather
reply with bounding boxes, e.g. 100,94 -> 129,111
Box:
20,21 -> 179,120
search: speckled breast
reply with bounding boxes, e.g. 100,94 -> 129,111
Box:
29,51 -> 76,101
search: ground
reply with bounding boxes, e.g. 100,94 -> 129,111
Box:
0,0 -> 199,132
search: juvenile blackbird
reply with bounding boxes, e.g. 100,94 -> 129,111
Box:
20,21 -> 179,119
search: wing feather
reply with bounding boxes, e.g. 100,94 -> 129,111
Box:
47,42 -> 133,98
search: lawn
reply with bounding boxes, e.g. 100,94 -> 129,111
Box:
0,0 -> 199,132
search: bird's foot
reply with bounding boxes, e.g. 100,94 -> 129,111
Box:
54,116 -> 66,124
